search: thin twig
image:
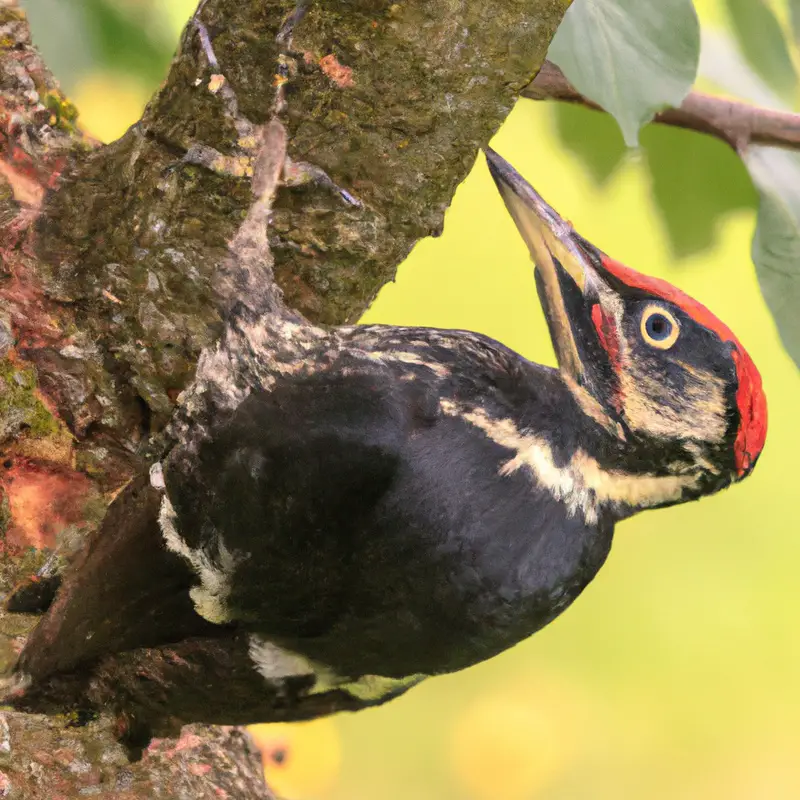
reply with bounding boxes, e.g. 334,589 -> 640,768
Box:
193,17 -> 219,68
522,61 -> 800,154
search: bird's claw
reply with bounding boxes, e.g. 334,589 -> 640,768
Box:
283,157 -> 362,207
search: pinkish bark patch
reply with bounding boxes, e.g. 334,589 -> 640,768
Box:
319,54 -> 354,88
1,459 -> 96,550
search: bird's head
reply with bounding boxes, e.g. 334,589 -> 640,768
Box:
485,148 -> 767,495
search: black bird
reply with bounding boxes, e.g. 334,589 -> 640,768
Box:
3,149 -> 767,754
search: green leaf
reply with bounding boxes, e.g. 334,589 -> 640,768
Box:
83,0 -> 175,85
551,103 -> 627,185
20,0 -> 176,92
547,0 -> 700,146
791,0 -> 800,44
699,29 -> 800,370
699,28 -> 786,110
724,0 -> 797,104
17,0 -> 96,94
641,122 -> 756,259
744,146 -> 800,369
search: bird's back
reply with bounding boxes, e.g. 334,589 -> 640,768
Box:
6,321 -> 615,740
163,323 -> 616,681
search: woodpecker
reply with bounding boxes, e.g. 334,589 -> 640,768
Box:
3,149 -> 767,755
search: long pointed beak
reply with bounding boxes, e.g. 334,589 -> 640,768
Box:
484,147 -> 594,383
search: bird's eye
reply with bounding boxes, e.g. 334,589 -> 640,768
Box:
640,305 -> 680,350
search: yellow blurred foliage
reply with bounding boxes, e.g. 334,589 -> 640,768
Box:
71,72 -> 151,143
447,680 -> 582,800
249,718 -> 342,800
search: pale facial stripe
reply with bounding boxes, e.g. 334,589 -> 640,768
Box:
439,400 -> 698,524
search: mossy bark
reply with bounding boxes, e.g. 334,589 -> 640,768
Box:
0,0 -> 567,795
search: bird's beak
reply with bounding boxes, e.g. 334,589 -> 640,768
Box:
484,147 -> 598,386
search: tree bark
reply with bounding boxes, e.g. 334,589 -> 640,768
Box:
0,0 -> 565,796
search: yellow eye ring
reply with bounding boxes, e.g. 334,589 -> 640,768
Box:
640,305 -> 680,350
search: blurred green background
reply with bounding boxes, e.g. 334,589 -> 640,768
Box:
16,1 -> 800,798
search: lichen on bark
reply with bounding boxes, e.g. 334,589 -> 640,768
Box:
0,0 -> 568,795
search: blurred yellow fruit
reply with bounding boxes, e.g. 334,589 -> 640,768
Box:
447,687 -> 576,800
248,718 -> 342,799
71,72 -> 152,143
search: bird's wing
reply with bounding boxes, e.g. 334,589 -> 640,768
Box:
163,365 -> 436,638
10,361 -> 438,704
11,474 -> 223,687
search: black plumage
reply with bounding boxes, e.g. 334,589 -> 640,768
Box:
3,149 -> 767,754
165,321 -> 616,678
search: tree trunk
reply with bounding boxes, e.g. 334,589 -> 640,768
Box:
0,0 -> 565,795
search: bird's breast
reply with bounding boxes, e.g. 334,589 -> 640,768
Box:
293,415 -> 616,679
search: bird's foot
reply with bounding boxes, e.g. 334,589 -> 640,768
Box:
176,146 -> 361,208
167,16 -> 359,209
282,157 -> 362,207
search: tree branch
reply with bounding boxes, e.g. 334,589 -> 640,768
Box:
0,0 -> 568,796
523,60 -> 800,153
